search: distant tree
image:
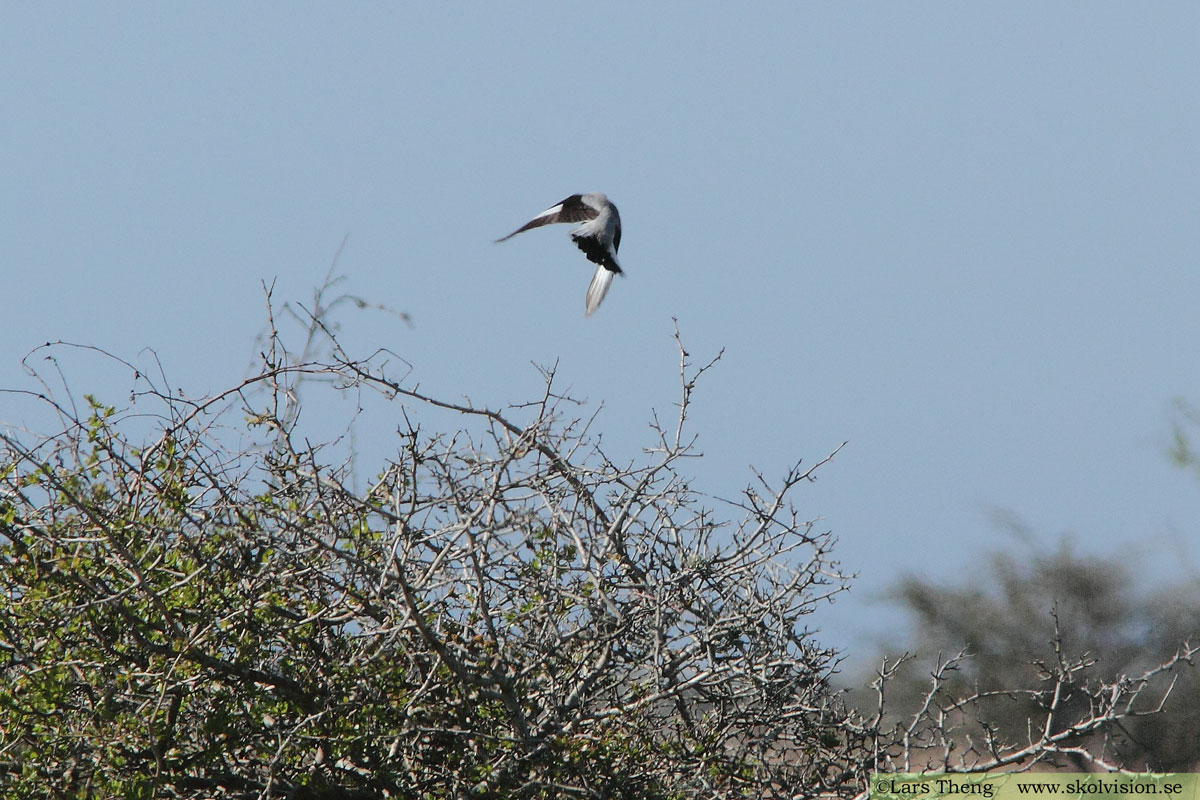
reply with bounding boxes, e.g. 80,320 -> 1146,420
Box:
867,529 -> 1200,771
2,281 -> 1195,798
1169,397 -> 1200,483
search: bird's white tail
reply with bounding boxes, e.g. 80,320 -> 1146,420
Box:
585,266 -> 615,316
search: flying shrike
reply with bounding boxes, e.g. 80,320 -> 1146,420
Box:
496,192 -> 622,316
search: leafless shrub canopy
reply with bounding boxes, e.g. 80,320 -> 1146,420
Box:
0,306 -> 865,798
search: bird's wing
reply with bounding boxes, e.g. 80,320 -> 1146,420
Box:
495,194 -> 598,242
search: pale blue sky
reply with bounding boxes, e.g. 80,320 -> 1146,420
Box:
4,4 -> 1200,661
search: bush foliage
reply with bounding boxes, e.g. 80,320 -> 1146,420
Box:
0,319 -> 861,798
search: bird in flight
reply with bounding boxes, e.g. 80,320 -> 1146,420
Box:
496,192 -> 623,316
